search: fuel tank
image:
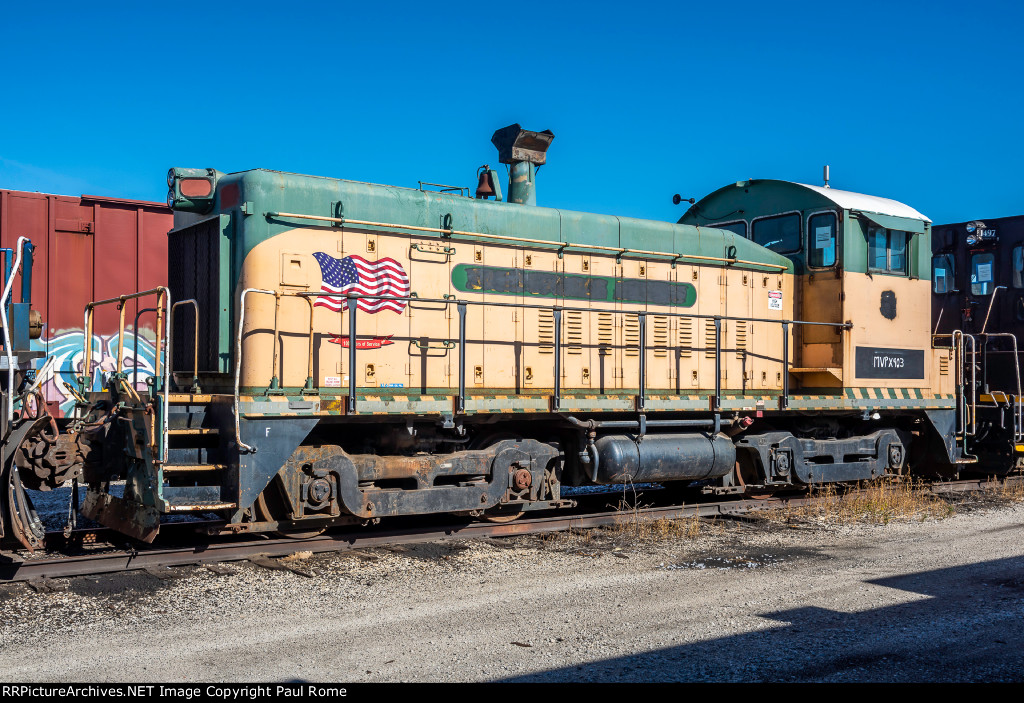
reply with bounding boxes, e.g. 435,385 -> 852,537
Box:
592,432 -> 735,484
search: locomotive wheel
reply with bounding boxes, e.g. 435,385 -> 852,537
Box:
480,505 -> 525,523
253,485 -> 327,539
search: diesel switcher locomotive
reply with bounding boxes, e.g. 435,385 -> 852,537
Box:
1,124 -> 1008,545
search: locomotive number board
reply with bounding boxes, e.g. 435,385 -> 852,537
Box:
855,347 -> 925,379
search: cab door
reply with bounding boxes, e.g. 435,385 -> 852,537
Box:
796,210 -> 844,387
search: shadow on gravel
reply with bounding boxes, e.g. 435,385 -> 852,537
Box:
499,555 -> 1024,683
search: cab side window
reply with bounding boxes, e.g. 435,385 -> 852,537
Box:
1012,245 -> 1024,289
971,252 -> 995,295
808,212 -> 837,268
868,227 -> 907,275
932,254 -> 955,294
752,213 -> 800,254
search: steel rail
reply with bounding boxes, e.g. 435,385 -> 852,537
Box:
0,498 -> 797,582
2,477 -> 1018,583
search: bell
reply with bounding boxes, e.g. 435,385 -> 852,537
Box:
475,166 -> 495,199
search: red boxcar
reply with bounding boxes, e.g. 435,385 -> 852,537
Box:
0,189 -> 170,416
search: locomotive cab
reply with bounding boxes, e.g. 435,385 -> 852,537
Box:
680,180 -> 936,394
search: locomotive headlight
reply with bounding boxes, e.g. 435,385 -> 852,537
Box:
966,234 -> 978,246
165,167 -> 222,214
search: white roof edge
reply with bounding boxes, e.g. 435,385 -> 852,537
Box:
789,182 -> 931,223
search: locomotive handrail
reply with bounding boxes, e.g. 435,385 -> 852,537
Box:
980,286 -> 1006,335
940,329 -> 1023,446
264,211 -> 790,272
81,286 -> 171,462
975,332 -> 1022,443
233,286 -> 852,452
169,300 -> 200,393
295,291 -> 853,328
133,306 -> 158,389
951,330 -> 977,444
234,288 -> 317,453
0,237 -> 29,427
302,291 -> 846,413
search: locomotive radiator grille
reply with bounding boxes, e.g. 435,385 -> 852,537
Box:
736,320 -> 748,359
705,319 -> 718,359
538,309 -> 554,353
597,313 -> 614,356
653,315 -> 669,358
678,318 -> 693,359
567,310 -> 583,354
624,314 -> 640,357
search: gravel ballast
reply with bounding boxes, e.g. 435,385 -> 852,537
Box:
1,499 -> 1022,683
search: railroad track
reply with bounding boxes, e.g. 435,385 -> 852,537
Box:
0,477 -> 1017,584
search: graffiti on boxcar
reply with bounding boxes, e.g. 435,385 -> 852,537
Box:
31,330 -> 158,415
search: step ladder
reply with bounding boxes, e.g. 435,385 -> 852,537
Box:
160,393 -> 236,512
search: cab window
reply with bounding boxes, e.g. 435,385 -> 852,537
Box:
752,213 -> 800,254
711,221 -> 747,238
808,212 -> 837,268
1013,245 -> 1024,289
868,227 -> 907,275
971,252 -> 995,295
932,254 -> 955,294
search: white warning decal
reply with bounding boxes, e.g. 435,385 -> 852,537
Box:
768,290 -> 783,310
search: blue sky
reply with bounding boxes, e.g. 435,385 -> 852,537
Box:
1,1 -> 1021,225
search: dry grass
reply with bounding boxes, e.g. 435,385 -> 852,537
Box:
767,478 -> 954,527
617,514 -> 707,541
991,478 -> 1024,502
606,482 -> 713,542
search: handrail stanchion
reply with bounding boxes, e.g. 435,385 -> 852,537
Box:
303,297 -> 316,393
115,298 -> 127,375
553,307 -> 562,411
780,321 -> 790,410
638,312 -> 646,412
713,316 -> 722,412
457,302 -> 467,414
348,295 -> 357,414
267,292 -> 283,392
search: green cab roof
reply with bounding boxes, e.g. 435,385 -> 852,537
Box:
681,179 -> 930,234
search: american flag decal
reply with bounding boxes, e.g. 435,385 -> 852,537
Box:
312,252 -> 410,314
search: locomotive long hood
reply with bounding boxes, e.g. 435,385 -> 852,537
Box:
171,168 -> 793,275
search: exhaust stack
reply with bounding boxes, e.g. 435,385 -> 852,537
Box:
490,124 -> 554,206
